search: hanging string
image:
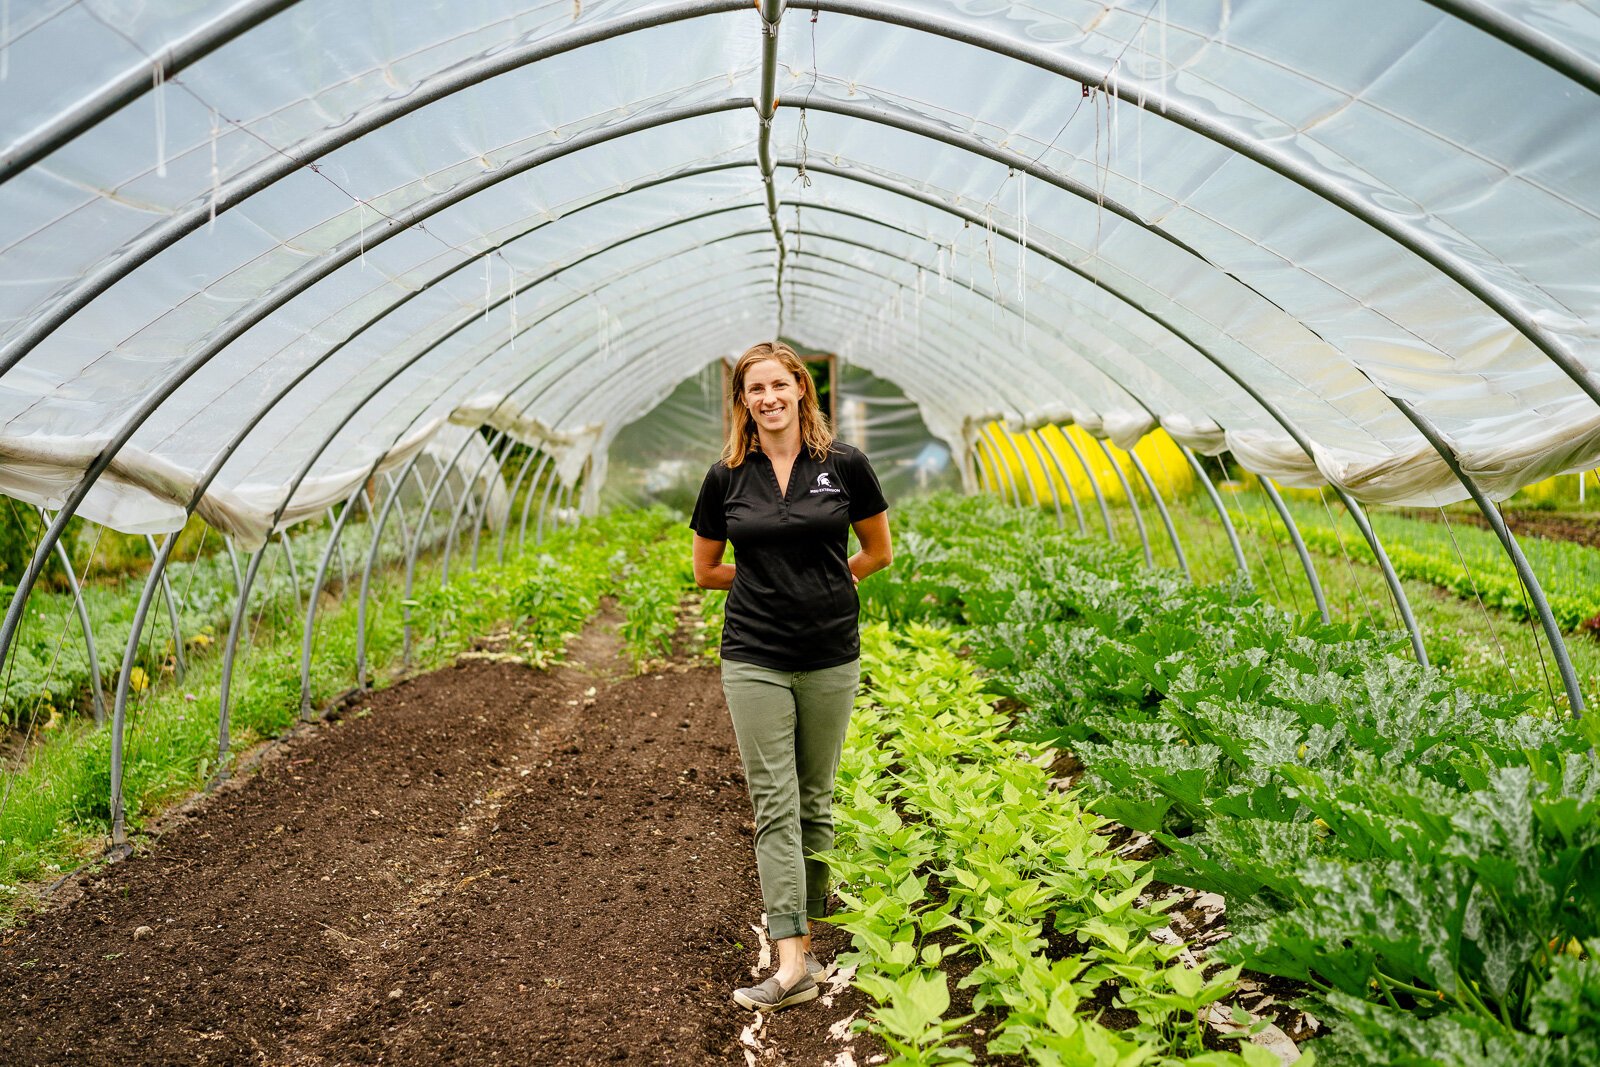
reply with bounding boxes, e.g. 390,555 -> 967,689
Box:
1016,170 -> 1028,351
483,259 -> 493,323
174,525 -> 211,634
1318,488 -> 1380,634
506,255 -> 518,354
1255,481 -> 1305,617
1158,0 -> 1169,114
1500,499 -> 1558,708
356,199 -> 367,269
153,61 -> 168,178
914,267 -> 924,351
793,109 -> 813,189
965,220 -> 976,294
1228,478 -> 1284,608
792,11 -> 821,189
1437,505 -> 1514,693
1137,23 -> 1147,216
983,204 -> 1000,335
80,2 -> 464,270
1095,87 -> 1112,253
208,107 -> 221,232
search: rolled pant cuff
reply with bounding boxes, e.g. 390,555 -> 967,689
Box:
767,910 -> 809,941
806,896 -> 830,920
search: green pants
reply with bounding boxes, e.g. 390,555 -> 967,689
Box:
720,656 -> 861,941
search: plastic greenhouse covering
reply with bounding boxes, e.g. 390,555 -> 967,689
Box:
0,0 -> 1598,549
7,5 -> 1600,1060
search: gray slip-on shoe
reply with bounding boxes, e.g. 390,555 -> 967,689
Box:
732,972 -> 819,1012
805,952 -> 835,983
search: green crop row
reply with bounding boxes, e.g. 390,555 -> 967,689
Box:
1291,522 -> 1598,632
1222,495 -> 1600,633
616,530 -> 700,670
0,507 -> 685,916
404,506 -> 680,668
0,497 -> 499,736
858,495 -> 1598,1067
826,623 -> 1291,1067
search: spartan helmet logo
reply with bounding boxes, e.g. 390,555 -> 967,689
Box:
816,472 -> 835,489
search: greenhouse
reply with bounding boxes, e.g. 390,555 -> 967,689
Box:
0,1 -> 1596,1063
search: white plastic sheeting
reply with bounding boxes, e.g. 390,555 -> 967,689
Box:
0,0 -> 1597,538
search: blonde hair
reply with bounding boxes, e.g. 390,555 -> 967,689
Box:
721,341 -> 834,467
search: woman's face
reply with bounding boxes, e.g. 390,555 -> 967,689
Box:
742,358 -> 803,436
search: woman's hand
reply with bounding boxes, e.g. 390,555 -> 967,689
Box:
847,510 -> 892,585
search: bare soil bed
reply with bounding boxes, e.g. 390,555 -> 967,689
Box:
1401,506 -> 1600,550
0,609 -> 879,1065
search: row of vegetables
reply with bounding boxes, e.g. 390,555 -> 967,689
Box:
849,495 -> 1597,1066
0,506 -> 688,905
1230,496 -> 1600,632
828,622 -> 1284,1066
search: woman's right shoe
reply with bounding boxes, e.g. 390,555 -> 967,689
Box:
732,972 -> 819,1012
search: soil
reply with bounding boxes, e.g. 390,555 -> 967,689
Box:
0,605 -> 882,1066
1399,506 -> 1600,551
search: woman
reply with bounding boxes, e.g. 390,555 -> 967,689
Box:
690,341 -> 893,1012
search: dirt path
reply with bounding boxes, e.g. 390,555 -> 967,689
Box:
0,608 -> 879,1065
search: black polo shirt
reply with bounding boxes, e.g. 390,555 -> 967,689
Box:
690,441 -> 888,671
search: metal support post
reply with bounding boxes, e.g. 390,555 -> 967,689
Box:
996,428 -> 1043,509
279,529 -> 301,617
108,531 -> 182,850
223,535 -> 243,593
1057,429 -> 1116,542
1396,395 -> 1580,690
357,457 -> 425,688
403,433 -> 481,664
516,453 -> 554,551
1034,431 -> 1088,536
979,426 -> 1023,507
1178,444 -> 1251,585
440,430 -> 505,586
300,483 -> 369,719
40,509 -> 107,724
327,505 -> 349,591
971,439 -> 1000,498
1256,477 -> 1329,623
1124,450 -> 1190,580
471,433 -> 517,570
216,547 -> 266,782
535,470 -> 563,545
1095,439 -> 1152,566
1018,432 -> 1063,529
1334,491 -> 1428,666
145,534 -> 187,683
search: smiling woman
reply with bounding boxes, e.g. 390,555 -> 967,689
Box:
688,340 -> 892,1012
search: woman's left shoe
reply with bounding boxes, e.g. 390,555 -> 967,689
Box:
805,951 -> 835,983
732,972 -> 819,1012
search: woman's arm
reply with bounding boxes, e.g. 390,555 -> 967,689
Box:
848,510 -> 893,585
693,534 -> 736,590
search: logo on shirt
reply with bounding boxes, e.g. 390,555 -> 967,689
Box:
809,471 -> 841,494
